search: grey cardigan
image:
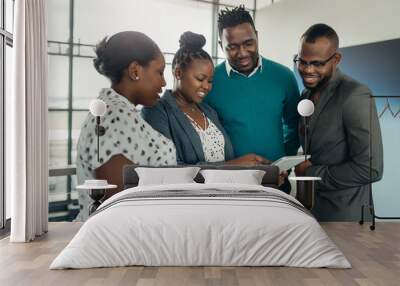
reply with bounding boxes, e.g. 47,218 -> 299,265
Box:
301,69 -> 383,221
141,90 -> 235,165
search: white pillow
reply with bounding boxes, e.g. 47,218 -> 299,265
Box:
135,167 -> 201,186
200,169 -> 266,185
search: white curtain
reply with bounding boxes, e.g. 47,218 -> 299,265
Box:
9,0 -> 49,242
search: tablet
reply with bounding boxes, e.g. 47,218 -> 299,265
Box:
272,155 -> 309,171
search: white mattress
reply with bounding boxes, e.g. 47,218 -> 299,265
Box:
50,183 -> 351,269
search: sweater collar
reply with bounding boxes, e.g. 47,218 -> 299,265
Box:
225,55 -> 263,78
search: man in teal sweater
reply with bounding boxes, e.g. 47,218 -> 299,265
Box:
205,6 -> 300,192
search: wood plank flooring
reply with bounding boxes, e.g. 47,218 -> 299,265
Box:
0,222 -> 399,286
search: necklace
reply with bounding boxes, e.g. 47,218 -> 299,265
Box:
185,110 -> 208,131
172,92 -> 207,129
183,103 -> 198,113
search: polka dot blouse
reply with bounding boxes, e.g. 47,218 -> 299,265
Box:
76,88 -> 177,220
186,114 -> 225,162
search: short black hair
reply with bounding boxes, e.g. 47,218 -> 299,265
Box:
217,5 -> 256,37
301,23 -> 339,50
94,31 -> 161,84
172,31 -> 212,71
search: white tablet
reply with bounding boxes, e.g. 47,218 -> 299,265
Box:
272,155 -> 309,171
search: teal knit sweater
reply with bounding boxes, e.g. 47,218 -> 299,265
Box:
204,57 -> 300,161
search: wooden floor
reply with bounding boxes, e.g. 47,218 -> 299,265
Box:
0,222 -> 399,286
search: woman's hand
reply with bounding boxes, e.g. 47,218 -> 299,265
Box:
226,153 -> 271,166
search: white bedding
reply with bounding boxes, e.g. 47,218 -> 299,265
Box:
50,183 -> 351,269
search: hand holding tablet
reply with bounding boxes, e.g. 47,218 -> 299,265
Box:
272,155 -> 310,171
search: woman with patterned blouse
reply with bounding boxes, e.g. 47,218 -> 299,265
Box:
76,31 -> 176,221
142,32 -> 267,166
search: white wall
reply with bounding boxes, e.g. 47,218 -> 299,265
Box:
255,0 -> 400,68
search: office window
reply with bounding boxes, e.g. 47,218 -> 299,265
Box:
4,44 -> 11,220
219,0 -> 255,9
47,0 -> 69,42
48,55 -> 69,109
74,0 -> 213,55
72,57 -> 108,110
5,0 -> 13,32
48,111 -> 69,168
0,38 -> 4,229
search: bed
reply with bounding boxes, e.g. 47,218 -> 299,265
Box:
50,165 -> 350,269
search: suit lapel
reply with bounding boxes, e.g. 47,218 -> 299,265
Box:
307,69 -> 344,146
163,91 -> 205,161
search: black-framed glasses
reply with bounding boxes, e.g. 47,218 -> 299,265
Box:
293,53 -> 337,69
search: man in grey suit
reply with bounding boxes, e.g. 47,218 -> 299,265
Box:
294,24 -> 383,221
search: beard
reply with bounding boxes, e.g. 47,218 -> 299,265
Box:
232,52 -> 259,74
304,75 -> 330,91
302,67 -> 335,91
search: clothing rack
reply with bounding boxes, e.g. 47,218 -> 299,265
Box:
377,97 -> 400,118
360,95 -> 400,230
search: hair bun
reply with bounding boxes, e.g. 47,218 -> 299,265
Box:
93,36 -> 108,75
179,31 -> 206,51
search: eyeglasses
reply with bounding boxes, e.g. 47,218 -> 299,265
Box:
293,53 -> 337,69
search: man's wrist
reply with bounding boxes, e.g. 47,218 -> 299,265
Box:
305,164 -> 324,177
304,164 -> 315,176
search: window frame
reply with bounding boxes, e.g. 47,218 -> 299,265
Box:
1,0 -> 14,232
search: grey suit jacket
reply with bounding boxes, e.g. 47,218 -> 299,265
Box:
141,90 -> 235,165
301,69 -> 383,221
